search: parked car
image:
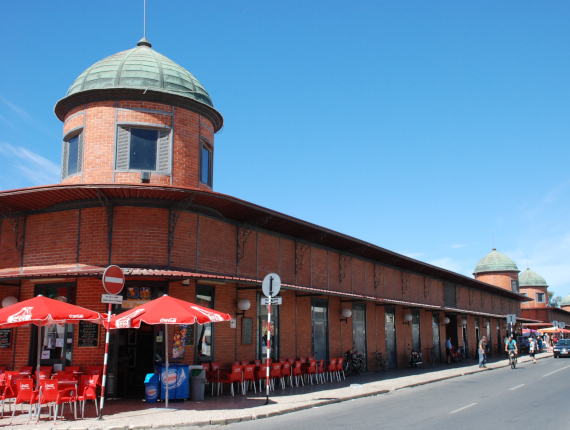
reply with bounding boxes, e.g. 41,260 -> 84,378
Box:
553,339 -> 570,358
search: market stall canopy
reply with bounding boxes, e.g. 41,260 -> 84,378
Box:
537,327 -> 570,334
0,295 -> 105,328
106,294 -> 232,329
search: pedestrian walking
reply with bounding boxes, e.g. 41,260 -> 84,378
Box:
529,336 -> 537,364
478,336 -> 487,368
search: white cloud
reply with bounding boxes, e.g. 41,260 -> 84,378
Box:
452,244 -> 468,249
0,95 -> 29,119
427,257 -> 470,276
0,142 -> 60,186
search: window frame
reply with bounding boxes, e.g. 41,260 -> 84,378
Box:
199,139 -> 213,187
114,124 -> 172,175
61,127 -> 83,180
128,127 -> 159,171
535,292 -> 545,303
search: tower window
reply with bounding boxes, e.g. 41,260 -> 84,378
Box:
536,293 -> 545,303
61,130 -> 83,180
200,141 -> 213,187
130,128 -> 158,170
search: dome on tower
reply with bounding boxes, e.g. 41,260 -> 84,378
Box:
54,39 -> 223,130
519,268 -> 548,287
560,294 -> 570,307
473,248 -> 519,274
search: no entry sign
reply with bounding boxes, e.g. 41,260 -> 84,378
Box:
102,265 -> 125,295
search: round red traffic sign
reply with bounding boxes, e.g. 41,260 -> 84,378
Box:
102,265 -> 125,295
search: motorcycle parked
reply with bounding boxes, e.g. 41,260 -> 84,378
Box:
407,346 -> 423,368
343,344 -> 364,376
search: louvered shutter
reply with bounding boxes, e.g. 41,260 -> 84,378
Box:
61,140 -> 68,181
116,126 -> 130,170
157,129 -> 171,174
77,131 -> 84,173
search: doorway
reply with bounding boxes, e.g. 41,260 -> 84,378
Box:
446,315 -> 458,350
486,318 -> 491,356
474,317 -> 480,360
461,318 -> 468,356
195,285 -> 215,364
385,308 -> 397,368
432,312 -> 441,363
311,299 -> 329,362
411,310 -> 421,352
30,283 -> 76,371
352,303 -> 366,371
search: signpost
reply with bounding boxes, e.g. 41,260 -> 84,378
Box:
506,314 -> 516,337
99,265 -> 125,420
262,273 -> 281,405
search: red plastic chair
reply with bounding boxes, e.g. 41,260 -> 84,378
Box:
239,361 -> 249,366
288,357 -> 295,364
327,359 -> 338,382
302,360 -> 318,385
77,375 -> 99,418
19,366 -> 33,375
9,378 -> 38,425
0,373 -> 18,417
292,361 -> 304,387
219,365 -> 243,397
254,359 -> 261,366
204,362 -> 221,396
281,361 -> 292,388
66,366 -> 80,373
309,356 -> 315,361
0,366 -> 6,374
35,380 -> 59,424
254,364 -> 269,392
39,366 -> 52,376
269,363 -> 282,391
300,356 -> 307,363
242,365 -> 256,394
336,357 -> 345,380
316,359 -> 326,384
279,358 -> 286,365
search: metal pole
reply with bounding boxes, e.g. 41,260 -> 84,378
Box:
99,303 -> 112,419
144,0 -> 146,38
36,321 -> 41,390
265,276 -> 273,405
165,324 -> 169,408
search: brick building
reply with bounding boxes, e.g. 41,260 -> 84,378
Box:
0,39 -> 530,398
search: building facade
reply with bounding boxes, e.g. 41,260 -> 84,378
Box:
0,39 -> 529,398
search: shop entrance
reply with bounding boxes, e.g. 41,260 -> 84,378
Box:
311,299 -> 329,362
352,303 -> 366,371
385,308 -> 397,368
107,281 -> 167,398
446,315 -> 459,351
30,283 -> 76,371
432,312 -> 441,363
411,310 -> 421,352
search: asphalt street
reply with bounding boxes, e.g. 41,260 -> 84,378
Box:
228,356 -> 567,430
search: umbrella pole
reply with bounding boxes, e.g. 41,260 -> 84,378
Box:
36,321 -> 41,390
165,324 -> 169,408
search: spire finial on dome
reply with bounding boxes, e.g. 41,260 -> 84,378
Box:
137,37 -> 152,48
492,247 -> 496,251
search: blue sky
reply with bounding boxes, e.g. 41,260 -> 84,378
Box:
1,1 -> 569,299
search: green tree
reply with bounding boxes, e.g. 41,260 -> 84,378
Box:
548,291 -> 562,307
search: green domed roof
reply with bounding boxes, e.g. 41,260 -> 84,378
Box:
519,268 -> 548,287
474,248 -> 519,274
560,294 -> 570,307
66,39 -> 213,107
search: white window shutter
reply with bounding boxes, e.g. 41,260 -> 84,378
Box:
116,126 -> 130,170
157,129 -> 171,174
77,131 -> 84,173
61,140 -> 68,181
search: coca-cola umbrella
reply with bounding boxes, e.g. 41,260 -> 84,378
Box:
0,295 -> 105,388
106,294 -> 232,407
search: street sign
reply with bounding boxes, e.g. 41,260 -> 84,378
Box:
101,294 -> 123,305
102,265 -> 125,295
506,314 -> 516,324
261,297 -> 282,306
262,273 -> 281,298
552,321 -> 559,328
560,322 -> 566,329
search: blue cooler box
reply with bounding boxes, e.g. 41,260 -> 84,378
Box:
144,373 -> 159,403
154,363 -> 189,401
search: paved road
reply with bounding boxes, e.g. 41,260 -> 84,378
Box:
228,356 -> 568,430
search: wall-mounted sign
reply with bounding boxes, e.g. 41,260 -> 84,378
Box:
242,318 -> 253,345
77,321 -> 99,348
0,329 -> 11,348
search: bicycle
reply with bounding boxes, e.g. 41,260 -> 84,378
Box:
509,351 -> 517,369
370,349 -> 387,372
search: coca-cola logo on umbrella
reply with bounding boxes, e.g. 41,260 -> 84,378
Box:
115,309 -> 145,328
190,306 -> 225,322
7,307 -> 33,323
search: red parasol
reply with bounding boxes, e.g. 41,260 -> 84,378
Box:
0,295 -> 104,388
106,295 -> 231,407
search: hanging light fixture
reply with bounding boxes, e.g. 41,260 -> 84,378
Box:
341,308 -> 352,323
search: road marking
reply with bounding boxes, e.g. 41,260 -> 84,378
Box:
510,384 -> 525,390
449,403 -> 477,414
542,364 -> 570,377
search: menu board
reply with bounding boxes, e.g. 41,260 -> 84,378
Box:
242,318 -> 253,345
0,329 -> 11,348
77,321 -> 99,348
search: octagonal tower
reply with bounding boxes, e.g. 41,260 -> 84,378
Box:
54,38 -> 223,189
519,268 -> 548,308
473,248 -> 520,292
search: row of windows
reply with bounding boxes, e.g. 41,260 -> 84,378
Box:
521,291 -> 545,303
61,126 -> 213,186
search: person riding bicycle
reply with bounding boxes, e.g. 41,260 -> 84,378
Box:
505,335 -> 518,361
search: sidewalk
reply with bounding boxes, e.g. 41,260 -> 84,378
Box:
1,352 -> 552,430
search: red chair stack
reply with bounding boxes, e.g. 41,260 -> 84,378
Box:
219,365 -> 243,397
292,361 -> 304,387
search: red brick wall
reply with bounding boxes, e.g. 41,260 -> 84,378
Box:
520,287 -> 548,308
475,272 -> 519,291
